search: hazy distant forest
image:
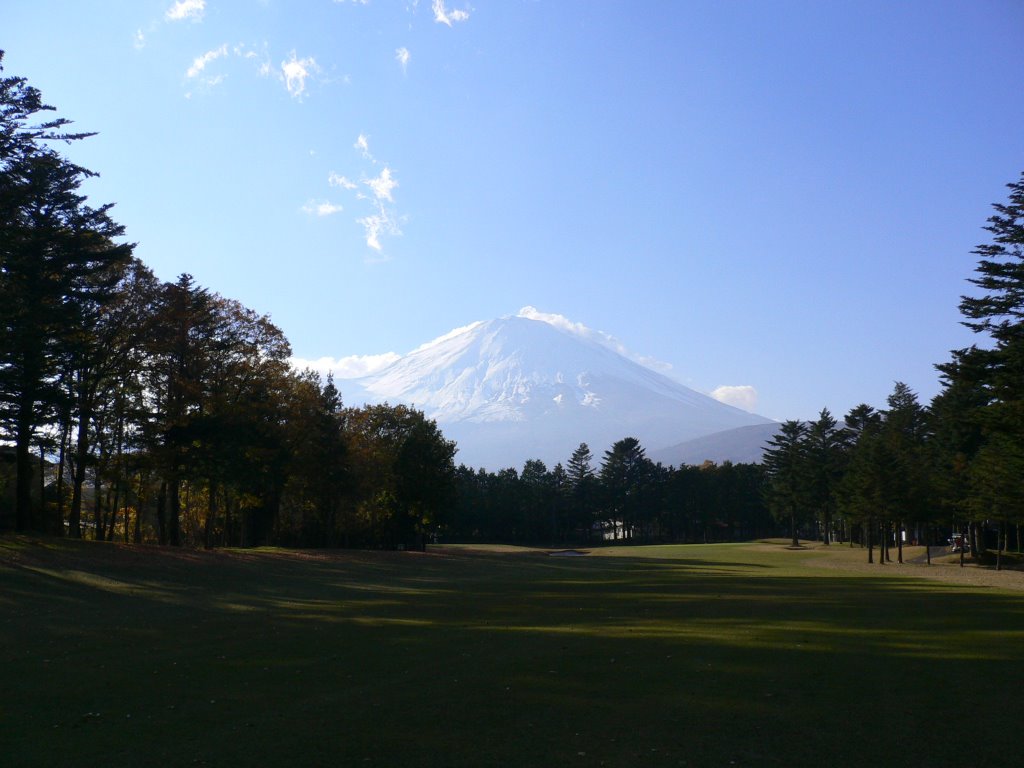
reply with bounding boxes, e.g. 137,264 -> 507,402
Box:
3,54 -> 1023,559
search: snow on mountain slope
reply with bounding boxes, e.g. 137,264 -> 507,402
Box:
339,310 -> 775,469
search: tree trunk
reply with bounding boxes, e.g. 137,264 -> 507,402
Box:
156,480 -> 168,545
68,400 -> 93,539
133,471 -> 145,544
168,477 -> 181,546
69,451 -> 86,539
326,494 -> 336,549
222,491 -> 231,547
867,518 -> 874,563
790,509 -> 798,547
971,520 -> 981,558
55,413 -> 71,535
93,470 -> 103,541
15,416 -> 35,532
124,471 -> 133,542
896,521 -> 903,564
13,347 -> 45,532
106,476 -> 121,541
204,480 -> 217,549
183,481 -> 193,545
996,520 -> 1004,571
39,445 -> 47,531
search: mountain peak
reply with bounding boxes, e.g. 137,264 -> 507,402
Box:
342,310 -> 773,469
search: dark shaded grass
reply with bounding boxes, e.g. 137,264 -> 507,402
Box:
2,538 -> 1023,767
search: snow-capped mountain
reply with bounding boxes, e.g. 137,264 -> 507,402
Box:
339,310 -> 775,470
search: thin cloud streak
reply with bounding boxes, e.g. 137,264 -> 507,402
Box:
302,200 -> 345,217
329,172 -> 358,190
291,353 -> 401,379
186,45 -> 228,78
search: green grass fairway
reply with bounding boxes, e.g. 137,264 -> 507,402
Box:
3,538 -> 1023,767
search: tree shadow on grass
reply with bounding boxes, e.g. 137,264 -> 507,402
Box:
4,539 -> 1024,768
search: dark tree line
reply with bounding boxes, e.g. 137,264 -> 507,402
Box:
4,56 -> 1022,558
763,172 -> 1024,567
0,54 -> 456,549
456,171 -> 1024,556
447,440 -> 775,546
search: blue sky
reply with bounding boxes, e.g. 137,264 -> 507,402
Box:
5,0 -> 1023,421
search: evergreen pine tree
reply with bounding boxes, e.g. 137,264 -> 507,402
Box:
804,408 -> 851,545
0,54 -> 133,529
762,420 -> 809,547
935,171 -> 1024,557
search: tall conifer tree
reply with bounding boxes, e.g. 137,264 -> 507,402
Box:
762,420 -> 809,547
0,53 -> 133,530
936,171 -> 1024,554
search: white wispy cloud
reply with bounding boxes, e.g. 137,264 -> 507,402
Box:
322,135 -> 404,255
432,0 -> 470,26
133,29 -> 146,50
302,200 -> 344,217
186,44 -> 228,78
235,40 -> 273,77
354,133 -> 374,161
364,167 -> 398,202
710,385 -> 759,413
358,203 -> 402,251
360,212 -> 385,251
518,307 -> 590,337
281,51 -> 320,99
290,353 -> 401,380
328,172 -> 358,190
166,0 -> 205,22
396,47 -> 410,73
